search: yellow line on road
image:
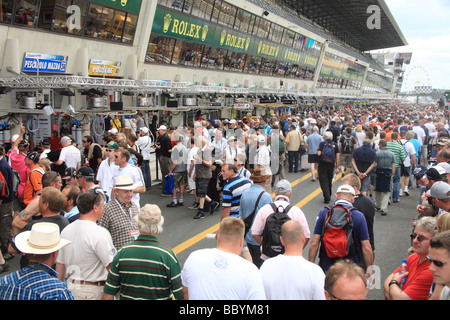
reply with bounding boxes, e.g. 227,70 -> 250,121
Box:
172,172 -> 341,255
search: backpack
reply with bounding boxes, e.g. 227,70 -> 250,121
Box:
342,136 -> 353,153
261,203 -> 293,258
320,141 -> 336,163
0,170 -> 8,197
243,191 -> 265,236
11,169 -> 20,196
320,204 -> 355,259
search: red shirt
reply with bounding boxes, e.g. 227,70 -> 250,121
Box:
394,253 -> 433,300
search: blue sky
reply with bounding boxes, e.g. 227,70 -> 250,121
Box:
380,0 -> 450,91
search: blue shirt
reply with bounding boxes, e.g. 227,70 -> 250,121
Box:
313,200 -> 370,272
239,184 -> 273,245
0,262 -> 74,300
409,139 -> 420,156
222,176 -> 252,216
306,133 -> 324,155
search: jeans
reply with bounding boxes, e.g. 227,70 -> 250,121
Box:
288,150 -> 299,172
391,167 -> 401,201
141,160 -> 151,189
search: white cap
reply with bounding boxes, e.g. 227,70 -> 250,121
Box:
140,127 -> 149,134
157,125 -> 167,131
108,128 -> 118,134
336,184 -> 355,195
11,134 -> 19,143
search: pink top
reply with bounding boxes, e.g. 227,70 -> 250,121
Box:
252,195 -> 311,260
9,150 -> 29,197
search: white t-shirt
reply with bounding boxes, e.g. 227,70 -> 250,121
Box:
440,286 -> 450,300
135,135 -> 152,160
117,164 -> 145,210
59,145 -> 81,169
398,139 -> 417,167
57,220 -> 116,282
96,159 -> 119,197
181,248 -> 266,300
260,255 -> 325,300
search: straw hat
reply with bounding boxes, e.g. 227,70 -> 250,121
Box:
113,175 -> 138,190
14,222 -> 71,255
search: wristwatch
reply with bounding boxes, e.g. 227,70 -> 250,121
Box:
389,280 -> 399,287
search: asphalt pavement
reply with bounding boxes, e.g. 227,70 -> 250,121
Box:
2,167 -> 420,301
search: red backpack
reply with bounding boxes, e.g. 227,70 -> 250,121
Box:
320,204 -> 354,258
0,170 -> 9,198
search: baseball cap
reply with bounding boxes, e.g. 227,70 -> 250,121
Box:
413,165 -> 428,178
106,141 -> 119,150
428,181 -> 450,200
336,184 -> 356,196
436,162 -> 450,174
256,135 -> 266,144
425,166 -> 446,181
275,179 -> 292,194
62,167 -> 77,180
108,128 -> 118,135
140,127 -> 149,134
60,136 -> 71,144
77,166 -> 95,177
157,125 -> 167,131
26,151 -> 40,163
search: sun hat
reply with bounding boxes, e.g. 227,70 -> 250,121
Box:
14,222 -> 71,255
113,175 -> 138,190
249,167 -> 271,183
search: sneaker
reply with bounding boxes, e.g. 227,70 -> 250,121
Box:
399,190 -> 403,196
177,202 -> 184,207
210,201 -> 220,214
193,211 -> 205,219
166,202 -> 178,207
188,203 -> 199,210
381,210 -> 387,216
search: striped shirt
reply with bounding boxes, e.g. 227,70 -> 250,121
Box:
103,235 -> 183,300
222,175 -> 252,216
386,141 -> 406,168
0,263 -> 74,300
376,148 -> 395,169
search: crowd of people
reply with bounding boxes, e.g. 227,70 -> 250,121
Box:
0,102 -> 449,301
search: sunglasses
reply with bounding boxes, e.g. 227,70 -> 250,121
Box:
410,233 -> 429,242
427,256 -> 450,267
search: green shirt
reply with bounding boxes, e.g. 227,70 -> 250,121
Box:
104,235 -> 183,300
386,141 -> 406,167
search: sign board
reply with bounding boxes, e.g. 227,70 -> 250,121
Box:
23,52 -> 68,73
88,59 -> 121,76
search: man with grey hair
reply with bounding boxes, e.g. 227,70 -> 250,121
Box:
384,216 -> 436,300
55,136 -> 81,170
317,131 -> 340,204
252,179 -> 310,262
103,204 -> 183,300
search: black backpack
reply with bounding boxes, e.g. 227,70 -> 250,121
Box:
261,203 -> 293,257
320,204 -> 355,259
342,136 -> 353,153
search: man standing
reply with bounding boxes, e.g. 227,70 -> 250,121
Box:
114,149 -> 145,210
256,135 -> 272,193
305,126 -> 323,181
0,222 -> 73,300
220,163 -> 252,221
135,127 -> 153,191
386,132 -> 406,203
56,189 -> 116,300
317,131 -> 340,204
0,147 -> 14,271
260,220 -> 325,300
82,135 -> 103,175
308,184 -> 373,272
155,125 -> 172,194
96,141 -> 119,199
22,151 -> 45,206
398,130 -> 417,196
55,136 -> 81,170
238,167 -> 272,268
167,133 -> 188,207
252,180 -> 310,262
181,217 -> 266,300
285,125 -> 301,173
375,139 -> 396,216
61,184 -> 81,223
103,204 -> 183,300
98,176 -> 140,250
339,127 -> 357,175
352,140 -> 377,196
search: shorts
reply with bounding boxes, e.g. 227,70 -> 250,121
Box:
0,201 -> 13,244
13,197 -> 25,212
401,166 -> 411,177
308,154 -> 319,163
341,153 -> 353,168
360,176 -> 371,193
195,178 -> 210,197
173,171 -> 187,186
